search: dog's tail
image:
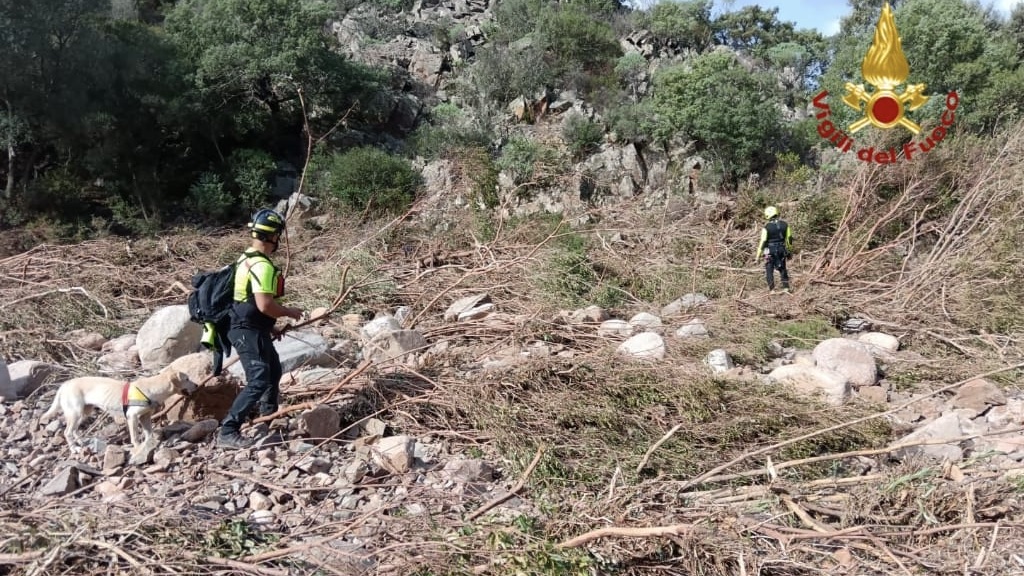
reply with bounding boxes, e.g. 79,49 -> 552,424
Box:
40,385 -> 62,421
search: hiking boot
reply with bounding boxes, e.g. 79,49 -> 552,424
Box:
254,430 -> 285,448
216,431 -> 253,450
251,423 -> 271,439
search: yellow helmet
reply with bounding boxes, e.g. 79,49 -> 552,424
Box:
248,208 -> 285,240
764,205 -> 779,220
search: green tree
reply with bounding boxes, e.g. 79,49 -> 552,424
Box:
713,5 -> 796,56
615,52 -> 648,101
648,0 -> 714,52
164,0 -> 380,146
0,0 -> 110,201
651,50 -> 783,186
894,0 -> 992,97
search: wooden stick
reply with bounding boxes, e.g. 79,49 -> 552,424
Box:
635,423 -> 682,475
0,286 -> 110,318
467,445 -> 546,521
781,495 -> 831,533
0,550 -> 45,564
557,523 -> 691,549
202,555 -> 290,576
79,538 -> 151,575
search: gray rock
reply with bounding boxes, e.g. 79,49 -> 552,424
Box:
616,333 -> 666,361
675,318 -> 709,339
182,419 -> 220,443
301,405 -> 341,441
705,349 -> 734,374
660,293 -> 709,317
598,319 -> 633,337
768,364 -> 851,406
137,305 -> 203,370
4,360 -> 60,400
812,338 -> 877,388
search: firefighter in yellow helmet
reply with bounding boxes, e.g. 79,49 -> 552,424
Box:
755,205 -> 793,293
216,209 -> 304,449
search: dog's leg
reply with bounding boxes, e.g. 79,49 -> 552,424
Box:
139,412 -> 154,446
127,410 -> 140,448
64,413 -> 82,452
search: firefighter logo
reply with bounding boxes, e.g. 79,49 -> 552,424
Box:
841,2 -> 928,134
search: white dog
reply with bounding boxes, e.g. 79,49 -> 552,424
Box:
41,371 -> 198,450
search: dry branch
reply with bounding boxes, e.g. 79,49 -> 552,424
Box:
467,445 -> 546,522
636,423 -> 682,475
557,523 -> 692,549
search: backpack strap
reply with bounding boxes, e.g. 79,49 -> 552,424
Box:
235,250 -> 273,302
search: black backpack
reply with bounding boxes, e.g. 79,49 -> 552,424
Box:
188,263 -> 237,326
188,263 -> 237,375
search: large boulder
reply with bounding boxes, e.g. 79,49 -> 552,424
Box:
162,352 -> 214,384
136,305 -> 203,370
812,338 -> 877,388
4,360 -> 61,400
768,364 -> 851,406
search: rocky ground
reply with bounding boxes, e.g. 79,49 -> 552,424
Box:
2,201 -> 1024,575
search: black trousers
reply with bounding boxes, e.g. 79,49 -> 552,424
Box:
764,243 -> 790,290
221,327 -> 281,435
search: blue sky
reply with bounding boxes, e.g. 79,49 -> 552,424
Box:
726,0 -> 1023,36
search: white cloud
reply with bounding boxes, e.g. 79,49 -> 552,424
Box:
998,0 -> 1023,15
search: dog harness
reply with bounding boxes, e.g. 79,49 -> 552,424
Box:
121,381 -> 153,416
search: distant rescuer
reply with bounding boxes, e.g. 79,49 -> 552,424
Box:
755,205 -> 794,293
217,209 -> 304,450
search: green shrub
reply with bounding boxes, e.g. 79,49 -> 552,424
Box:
562,112 -> 604,159
188,171 -> 233,221
462,146 -> 500,209
536,4 -> 621,78
776,317 -> 838,349
614,52 -> 647,100
606,101 -> 656,144
468,43 -> 551,104
496,137 -> 543,186
408,104 -> 491,160
539,232 -> 597,307
491,0 -> 544,44
227,148 -> 275,211
326,147 -> 421,216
